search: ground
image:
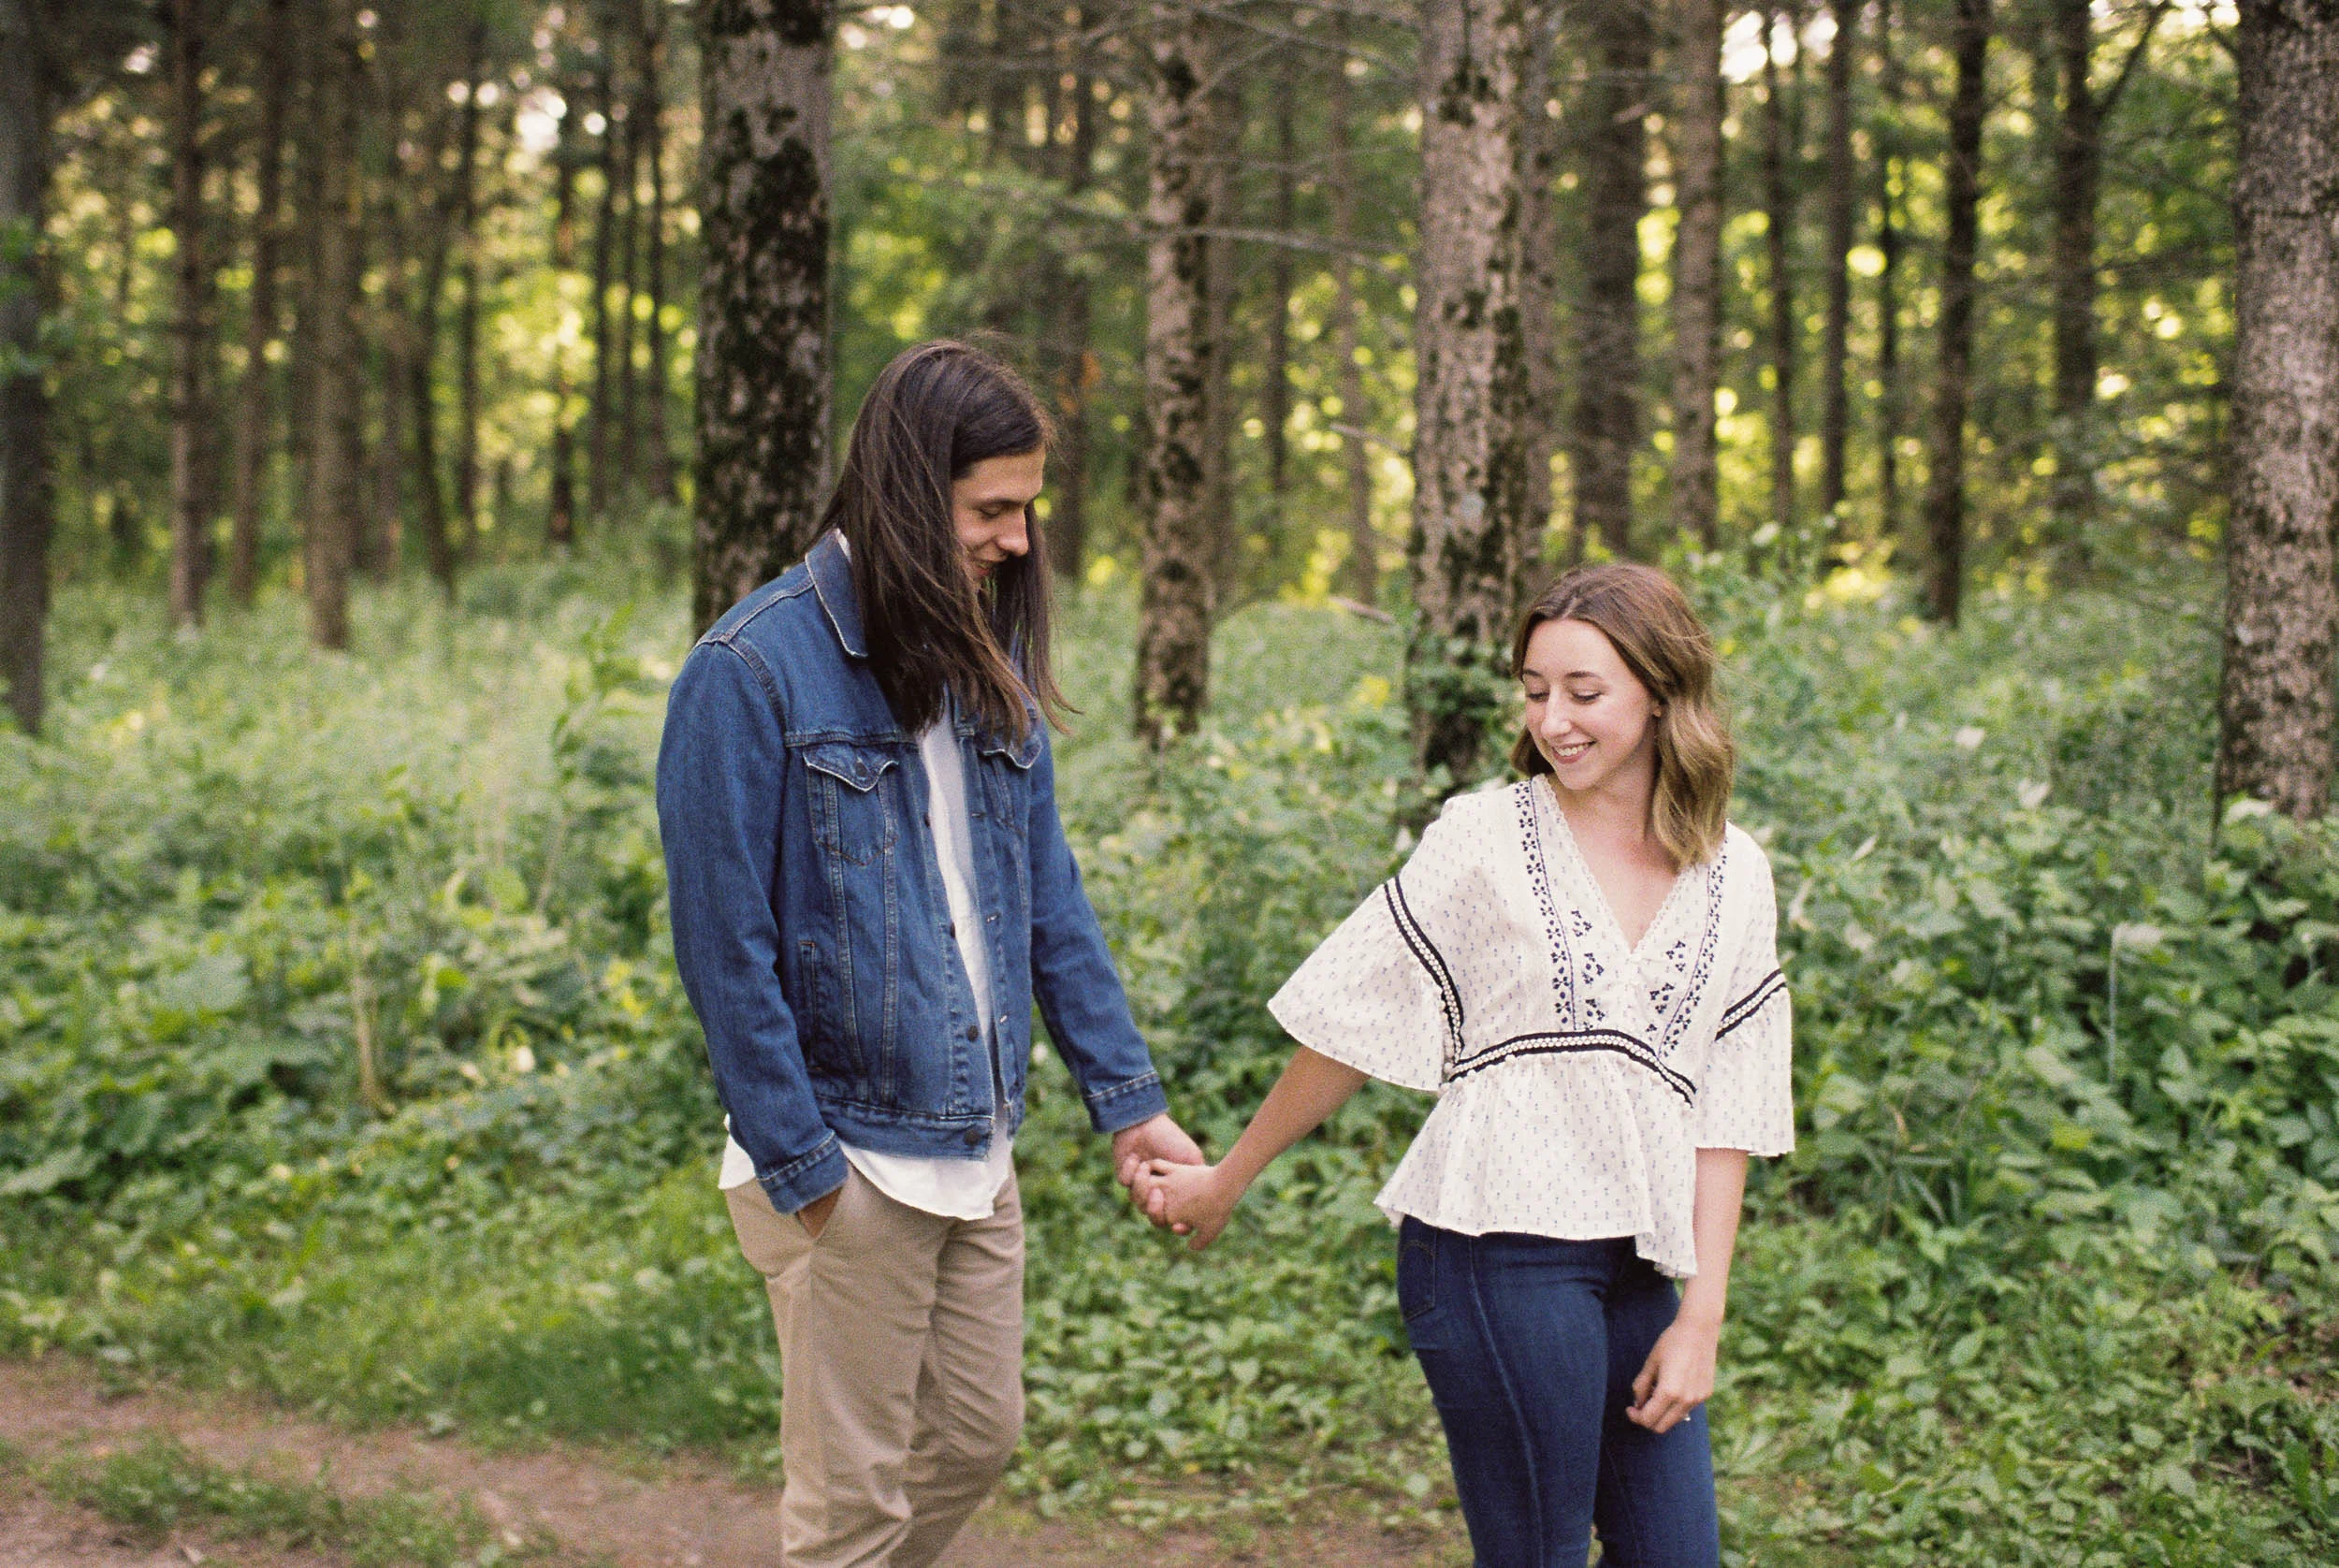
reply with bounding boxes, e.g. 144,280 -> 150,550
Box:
0,1359 -> 1466,1568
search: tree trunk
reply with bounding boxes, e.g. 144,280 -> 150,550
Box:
228,0 -> 292,606
1262,34 -> 1294,532
588,42 -> 616,522
1517,3 -> 1561,596
638,0 -> 676,504
306,7 -> 361,652
1329,13 -> 1375,606
1669,0 -> 1724,548
1410,0 -> 1533,782
1761,3 -> 1796,540
616,99 -> 641,501
1049,35 -> 1098,580
1134,0 -> 1216,745
1201,58 -> 1242,595
409,102 -> 458,599
1818,0 -> 1855,521
548,107 -> 579,546
2047,0 -> 2100,563
2216,0 -> 2339,819
0,0 -> 50,735
1922,0 -> 1988,625
451,20 -> 487,552
694,0 -> 833,632
167,0 -> 212,629
1568,0 -> 1649,559
1876,0 -> 1904,540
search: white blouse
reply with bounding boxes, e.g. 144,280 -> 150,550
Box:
1269,778 -> 1794,1278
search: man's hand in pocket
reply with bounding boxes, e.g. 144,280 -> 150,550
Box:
797,1186 -> 842,1239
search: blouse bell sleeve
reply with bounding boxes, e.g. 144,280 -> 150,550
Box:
1266,806 -> 1481,1095
1693,845 -> 1796,1155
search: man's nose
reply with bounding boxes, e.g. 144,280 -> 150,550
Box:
999,512 -> 1032,556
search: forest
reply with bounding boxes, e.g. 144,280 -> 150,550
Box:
3,0 -> 2338,1562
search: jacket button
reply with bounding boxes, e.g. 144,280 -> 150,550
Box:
965,1024 -> 981,1041
964,1126 -> 985,1146
946,922 -> 956,936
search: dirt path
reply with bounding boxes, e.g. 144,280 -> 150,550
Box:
0,1360 -> 1462,1568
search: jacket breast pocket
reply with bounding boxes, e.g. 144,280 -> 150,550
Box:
802,741 -> 903,867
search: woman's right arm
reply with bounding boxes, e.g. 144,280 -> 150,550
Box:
1140,1046 -> 1368,1250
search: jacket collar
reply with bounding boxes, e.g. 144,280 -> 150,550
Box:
806,530 -> 867,659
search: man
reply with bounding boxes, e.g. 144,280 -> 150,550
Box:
657,341 -> 1199,1568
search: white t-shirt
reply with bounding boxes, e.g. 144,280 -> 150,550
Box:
1267,778 -> 1794,1278
719,706 -> 1014,1221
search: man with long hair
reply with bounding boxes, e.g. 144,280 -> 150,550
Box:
657,341 -> 1200,1566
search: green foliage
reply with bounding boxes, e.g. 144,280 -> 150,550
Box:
41,1434 -> 511,1568
2,562 -> 2335,1561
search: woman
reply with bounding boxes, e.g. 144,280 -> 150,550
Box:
1139,562 -> 1794,1568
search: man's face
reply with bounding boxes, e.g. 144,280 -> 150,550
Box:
951,450 -> 1044,584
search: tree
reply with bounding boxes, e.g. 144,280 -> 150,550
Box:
167,0 -> 211,628
1921,0 -> 1989,625
1328,10 -> 1376,607
546,77 -> 580,546
636,0 -> 676,504
1817,0 -> 1855,521
305,3 -> 362,652
1409,0 -> 1532,782
449,18 -> 487,551
2046,0 -> 2170,569
694,0 -> 833,632
2216,0 -> 2339,819
1261,28 -> 1295,535
1668,0 -> 1725,548
227,0 -> 292,606
1517,7 -> 1561,593
0,0 -> 49,733
1568,0 -> 1649,559
1760,2 -> 1797,540
1875,0 -> 1905,537
1134,0 -> 1216,745
1046,16 -> 1099,580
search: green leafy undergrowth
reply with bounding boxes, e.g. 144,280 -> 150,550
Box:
4,561 -> 2337,1561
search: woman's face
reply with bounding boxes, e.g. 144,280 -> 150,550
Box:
1519,617 -> 1662,798
951,450 -> 1044,583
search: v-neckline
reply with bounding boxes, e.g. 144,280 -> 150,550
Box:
1538,778 -> 1692,964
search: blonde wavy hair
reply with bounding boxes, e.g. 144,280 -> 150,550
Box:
1508,563 -> 1735,869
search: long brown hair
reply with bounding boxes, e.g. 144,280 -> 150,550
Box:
820,341 -> 1068,741
1509,563 -> 1735,868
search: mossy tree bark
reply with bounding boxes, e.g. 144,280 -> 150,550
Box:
0,0 -> 50,734
1668,0 -> 1725,549
1921,0 -> 1989,626
694,0 -> 834,633
1517,4 -> 1560,601
1566,0 -> 1649,560
2216,0 -> 2339,820
1409,0 -> 1533,784
1135,0 -> 1216,746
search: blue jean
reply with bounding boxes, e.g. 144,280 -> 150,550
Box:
1399,1218 -> 1721,1568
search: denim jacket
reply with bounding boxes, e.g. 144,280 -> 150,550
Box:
656,532 -> 1170,1215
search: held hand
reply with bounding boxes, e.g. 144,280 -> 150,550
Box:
1136,1159 -> 1241,1252
1627,1312 -> 1721,1434
1112,1114 -> 1205,1231
795,1186 -> 842,1240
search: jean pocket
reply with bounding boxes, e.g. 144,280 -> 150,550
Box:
1397,1223 -> 1439,1325
802,741 -> 902,867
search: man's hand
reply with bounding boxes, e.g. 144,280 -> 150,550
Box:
1111,1113 -> 1203,1229
1135,1158 -> 1241,1252
795,1185 -> 842,1240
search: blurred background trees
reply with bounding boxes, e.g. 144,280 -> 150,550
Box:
1,0 -> 2323,806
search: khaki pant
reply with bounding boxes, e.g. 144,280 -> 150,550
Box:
725,1166 -> 1025,1568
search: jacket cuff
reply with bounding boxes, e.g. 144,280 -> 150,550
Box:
1084,1071 -> 1170,1136
753,1135 -> 849,1216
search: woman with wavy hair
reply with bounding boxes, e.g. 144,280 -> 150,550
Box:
1140,563 -> 1794,1568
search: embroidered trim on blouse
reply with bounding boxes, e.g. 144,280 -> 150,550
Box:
1383,877 -> 1466,1072
1658,853 -> 1732,1060
1716,967 -> 1787,1040
1446,1028 -> 1699,1105
1515,783 -> 1579,1024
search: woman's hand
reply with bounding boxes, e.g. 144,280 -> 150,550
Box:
1136,1159 -> 1242,1251
1627,1310 -> 1720,1434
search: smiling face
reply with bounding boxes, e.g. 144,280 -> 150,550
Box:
1519,616 -> 1663,802
950,449 -> 1044,584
